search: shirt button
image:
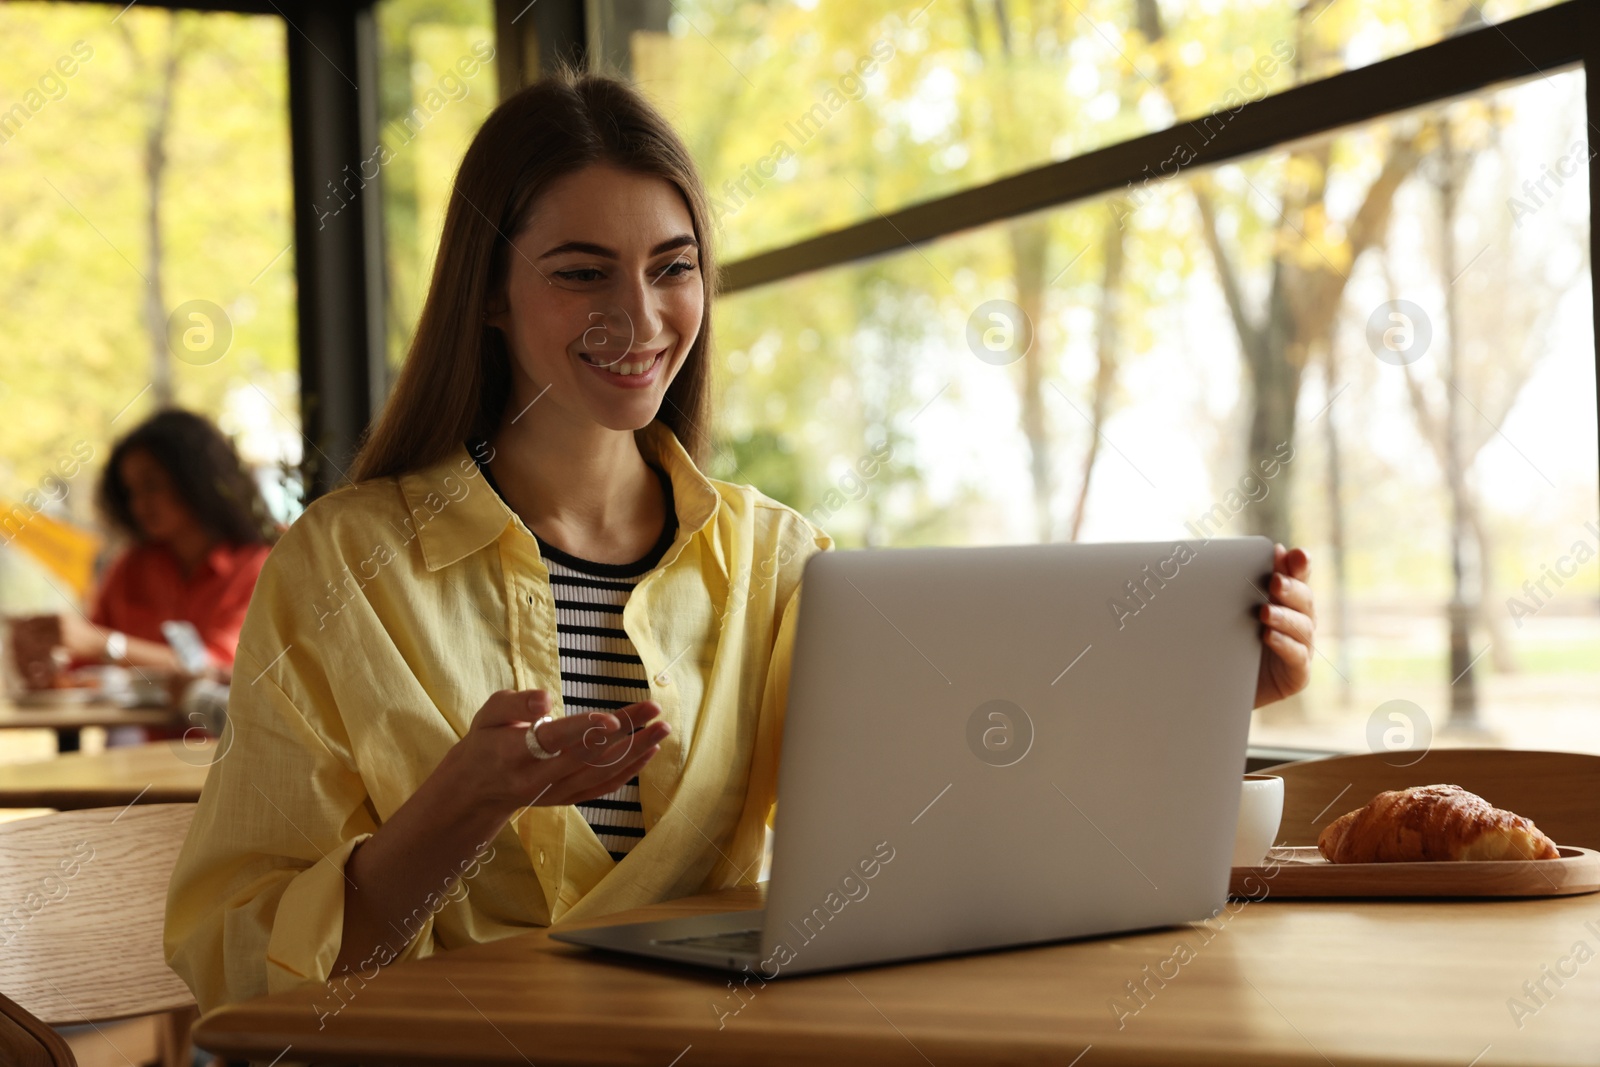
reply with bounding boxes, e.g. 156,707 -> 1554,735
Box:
538,849 -> 546,866
654,672 -> 670,686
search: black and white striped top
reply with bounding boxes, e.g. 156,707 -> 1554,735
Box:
471,443 -> 676,863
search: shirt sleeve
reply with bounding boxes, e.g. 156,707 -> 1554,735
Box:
87,550 -> 131,630
754,514 -> 833,834
163,545 -> 432,1014
757,588 -> 805,834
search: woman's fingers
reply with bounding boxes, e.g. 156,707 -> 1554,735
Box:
471,691 -> 624,747
1268,573 -> 1315,620
470,692 -> 671,808
624,699 -> 662,722
1260,602 -> 1314,647
472,691 -> 648,737
1264,628 -> 1311,672
471,689 -> 552,730
528,720 -> 669,804
1273,543 -> 1311,582
564,718 -> 670,774
555,702 -> 662,766
610,701 -> 662,733
1265,545 -> 1315,647
578,748 -> 661,802
548,738 -> 665,806
533,710 -> 628,756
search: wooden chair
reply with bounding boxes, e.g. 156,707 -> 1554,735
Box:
0,990 -> 74,1067
0,805 -> 198,1067
1259,749 -> 1600,850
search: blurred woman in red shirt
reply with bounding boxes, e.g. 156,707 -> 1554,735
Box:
12,409 -> 278,687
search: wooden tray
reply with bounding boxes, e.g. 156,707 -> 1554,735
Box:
1229,845 -> 1600,899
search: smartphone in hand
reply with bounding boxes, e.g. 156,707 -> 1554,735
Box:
161,620 -> 211,674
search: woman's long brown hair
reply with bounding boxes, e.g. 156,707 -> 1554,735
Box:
352,66 -> 715,483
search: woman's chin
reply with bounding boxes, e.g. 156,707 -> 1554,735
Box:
572,361 -> 680,432
584,398 -> 667,434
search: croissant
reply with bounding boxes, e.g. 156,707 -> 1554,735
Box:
1318,784 -> 1560,863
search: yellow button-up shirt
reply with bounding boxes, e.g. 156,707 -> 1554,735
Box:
164,421 -> 831,1014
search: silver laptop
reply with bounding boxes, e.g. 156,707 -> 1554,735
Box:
551,537 -> 1274,975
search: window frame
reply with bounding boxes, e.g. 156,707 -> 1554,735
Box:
38,0 -> 1600,509
537,1 -> 1600,530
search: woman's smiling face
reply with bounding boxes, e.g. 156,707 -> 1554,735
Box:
490,163 -> 705,433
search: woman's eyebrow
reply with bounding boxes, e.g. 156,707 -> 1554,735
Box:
538,234 -> 698,260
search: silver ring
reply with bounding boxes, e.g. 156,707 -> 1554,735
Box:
524,715 -> 561,759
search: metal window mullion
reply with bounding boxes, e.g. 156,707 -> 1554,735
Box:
286,0 -> 384,498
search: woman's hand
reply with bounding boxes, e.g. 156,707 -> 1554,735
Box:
1254,545 -> 1315,709
57,612 -> 112,661
333,688 -> 670,976
9,613 -> 179,688
448,689 -> 670,816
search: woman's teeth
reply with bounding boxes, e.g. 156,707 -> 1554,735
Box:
582,350 -> 661,376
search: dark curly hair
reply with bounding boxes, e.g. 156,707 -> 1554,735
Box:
97,409 -> 277,547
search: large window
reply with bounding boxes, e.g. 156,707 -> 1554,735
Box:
599,1 -> 1600,754
0,2 -> 297,762
375,0 -> 497,372
0,3 -> 297,608
608,0 -> 1562,260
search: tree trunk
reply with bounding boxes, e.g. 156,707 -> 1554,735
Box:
1243,276 -> 1305,545
1465,487 -> 1516,672
1009,217 -> 1053,541
133,16 -> 181,408
1435,120 -> 1481,727
1068,208 -> 1126,541
1320,344 -> 1353,705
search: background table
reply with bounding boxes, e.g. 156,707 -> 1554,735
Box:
0,739 -> 212,808
0,696 -> 184,756
195,883 -> 1600,1066
0,699 -> 180,732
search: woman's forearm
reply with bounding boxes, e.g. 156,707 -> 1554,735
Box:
333,744 -> 510,975
121,634 -> 182,672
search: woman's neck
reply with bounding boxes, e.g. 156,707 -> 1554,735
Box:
486,401 -> 666,565
163,526 -> 216,580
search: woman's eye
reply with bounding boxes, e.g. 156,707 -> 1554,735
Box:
553,268 -> 603,283
657,259 -> 698,280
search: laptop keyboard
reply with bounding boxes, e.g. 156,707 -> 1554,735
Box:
654,928 -> 763,954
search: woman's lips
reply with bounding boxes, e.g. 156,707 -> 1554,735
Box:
576,347 -> 667,387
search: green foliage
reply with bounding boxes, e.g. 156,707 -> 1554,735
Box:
0,5 -> 294,522
374,0 -> 496,373
0,0 -> 1592,723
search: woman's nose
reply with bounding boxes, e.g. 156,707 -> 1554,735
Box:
610,273 -> 665,346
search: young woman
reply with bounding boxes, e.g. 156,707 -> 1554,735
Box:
11,408 -> 275,686
164,69 -> 1317,1014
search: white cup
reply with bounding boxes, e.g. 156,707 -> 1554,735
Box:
1233,773 -> 1284,867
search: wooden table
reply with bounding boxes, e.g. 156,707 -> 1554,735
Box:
0,698 -> 180,732
0,740 -> 213,808
194,883 -> 1600,1066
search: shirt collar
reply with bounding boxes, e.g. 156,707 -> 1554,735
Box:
142,540 -> 241,581
399,421 -> 721,574
203,542 -> 238,578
